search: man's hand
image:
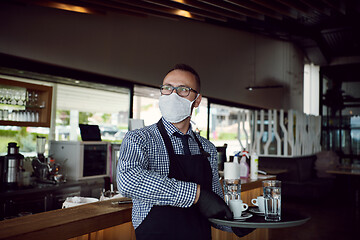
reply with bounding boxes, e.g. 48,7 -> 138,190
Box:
196,188 -> 233,220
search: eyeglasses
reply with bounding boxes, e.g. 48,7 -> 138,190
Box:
160,85 -> 198,97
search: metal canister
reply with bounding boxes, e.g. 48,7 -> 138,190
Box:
0,156 -> 5,188
4,142 -> 24,187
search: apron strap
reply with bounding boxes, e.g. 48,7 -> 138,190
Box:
157,118 -> 210,158
193,133 -> 211,158
157,119 -> 176,159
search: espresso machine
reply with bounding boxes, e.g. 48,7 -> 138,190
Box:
2,142 -> 24,188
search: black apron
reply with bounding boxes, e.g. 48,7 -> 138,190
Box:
135,120 -> 213,240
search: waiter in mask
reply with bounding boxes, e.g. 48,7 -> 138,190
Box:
117,64 -> 253,240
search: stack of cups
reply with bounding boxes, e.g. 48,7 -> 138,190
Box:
223,162 -> 241,204
223,162 -> 248,219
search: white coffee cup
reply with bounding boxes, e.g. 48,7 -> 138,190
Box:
229,199 -> 248,219
251,196 -> 265,213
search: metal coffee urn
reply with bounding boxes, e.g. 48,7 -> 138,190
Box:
0,156 -> 4,189
3,142 -> 24,188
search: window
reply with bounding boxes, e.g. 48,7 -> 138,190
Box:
1,77 -> 257,161
191,96 -> 208,138
133,85 -> 161,126
55,83 -> 130,143
209,103 -> 250,158
304,63 -> 319,115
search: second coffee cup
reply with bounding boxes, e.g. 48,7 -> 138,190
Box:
251,195 -> 265,213
229,199 -> 248,219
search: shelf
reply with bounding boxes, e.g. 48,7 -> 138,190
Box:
0,120 -> 47,127
0,79 -> 52,127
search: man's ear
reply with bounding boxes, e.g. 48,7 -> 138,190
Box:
193,94 -> 202,108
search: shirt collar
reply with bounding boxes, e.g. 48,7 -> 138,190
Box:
161,117 -> 195,140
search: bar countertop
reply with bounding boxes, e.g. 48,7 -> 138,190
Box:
0,198 -> 132,240
0,176 -> 275,240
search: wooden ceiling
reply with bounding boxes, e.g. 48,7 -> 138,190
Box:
11,0 -> 360,66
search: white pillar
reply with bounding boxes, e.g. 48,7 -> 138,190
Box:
69,110 -> 79,141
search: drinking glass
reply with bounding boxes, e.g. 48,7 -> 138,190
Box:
263,180 -> 281,221
9,89 -> 17,105
223,178 -> 241,205
14,90 -> 21,105
0,89 -> 5,103
17,89 -> 26,106
5,88 -> 11,104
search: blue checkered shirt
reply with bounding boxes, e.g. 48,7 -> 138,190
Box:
117,118 -> 227,230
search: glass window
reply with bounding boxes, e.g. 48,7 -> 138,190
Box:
133,85 -> 162,126
209,103 -> 250,158
55,83 -> 130,143
191,96 -> 208,138
303,63 -> 319,115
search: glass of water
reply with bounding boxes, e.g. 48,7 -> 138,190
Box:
263,180 -> 281,221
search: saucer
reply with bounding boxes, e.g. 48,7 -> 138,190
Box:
249,207 -> 265,216
233,212 -> 253,220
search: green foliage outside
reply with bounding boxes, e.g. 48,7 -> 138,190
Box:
0,128 -> 48,154
0,135 -> 16,153
79,112 -> 93,124
199,130 -> 207,139
218,132 -> 237,140
101,113 -> 111,123
141,104 -> 153,111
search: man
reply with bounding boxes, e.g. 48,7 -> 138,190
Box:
117,64 -> 252,239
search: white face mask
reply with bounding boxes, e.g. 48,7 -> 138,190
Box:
159,93 -> 199,123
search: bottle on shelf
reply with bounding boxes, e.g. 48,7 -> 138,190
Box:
250,152 -> 259,180
239,149 -> 249,179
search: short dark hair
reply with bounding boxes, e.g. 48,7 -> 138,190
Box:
167,63 -> 201,92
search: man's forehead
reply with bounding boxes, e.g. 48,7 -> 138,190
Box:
163,70 -> 197,86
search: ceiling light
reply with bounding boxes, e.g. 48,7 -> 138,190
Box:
49,2 -> 91,13
174,9 -> 192,18
30,1 -> 97,14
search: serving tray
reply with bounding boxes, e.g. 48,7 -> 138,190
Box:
209,209 -> 310,229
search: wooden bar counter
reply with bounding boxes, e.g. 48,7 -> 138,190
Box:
0,176 -> 274,240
